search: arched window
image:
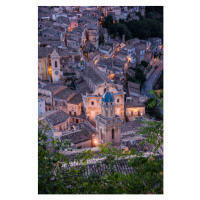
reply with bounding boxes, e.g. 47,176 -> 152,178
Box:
104,88 -> 106,93
55,61 -> 57,68
112,129 -> 114,139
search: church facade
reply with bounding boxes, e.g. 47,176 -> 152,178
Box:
76,65 -> 125,122
95,86 -> 123,147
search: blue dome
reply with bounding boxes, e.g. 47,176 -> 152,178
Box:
102,90 -> 114,103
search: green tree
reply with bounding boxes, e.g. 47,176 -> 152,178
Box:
99,34 -> 104,45
141,60 -> 149,68
126,13 -> 131,20
38,90 -> 163,194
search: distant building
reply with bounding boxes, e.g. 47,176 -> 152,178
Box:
60,121 -> 97,149
38,83 -> 67,110
39,110 -> 71,131
125,101 -> 145,121
38,99 -> 45,115
87,24 -> 99,49
148,38 -> 162,53
135,45 -> 146,64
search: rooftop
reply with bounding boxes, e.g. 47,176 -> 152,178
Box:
125,102 -> 145,108
38,47 -> 54,58
42,84 -> 66,92
53,87 -> 75,100
67,92 -> 83,105
46,110 -> 70,126
83,65 -> 112,87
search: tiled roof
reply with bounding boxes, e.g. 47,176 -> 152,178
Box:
42,84 -> 66,92
53,88 -> 75,100
67,92 -> 83,105
61,129 -> 92,144
76,80 -> 93,95
70,159 -> 135,176
125,102 -> 145,108
84,66 -> 112,86
128,81 -> 140,94
38,47 -> 54,58
121,120 -> 140,133
46,110 -> 70,126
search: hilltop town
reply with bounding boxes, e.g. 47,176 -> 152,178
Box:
38,6 -> 163,162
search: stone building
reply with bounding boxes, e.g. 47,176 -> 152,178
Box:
86,24 -> 99,49
38,84 -> 67,111
51,49 -> 63,83
60,121 -> 97,149
38,47 -> 54,81
39,110 -> 71,131
125,102 -> 146,121
76,66 -> 125,122
53,87 -> 75,112
95,87 -> 123,148
38,99 -> 45,115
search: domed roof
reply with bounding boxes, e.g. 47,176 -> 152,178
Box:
102,86 -> 114,103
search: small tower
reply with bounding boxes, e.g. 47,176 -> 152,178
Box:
95,86 -> 123,148
51,49 -> 61,83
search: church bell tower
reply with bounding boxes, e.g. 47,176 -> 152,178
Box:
51,49 -> 61,83
95,86 -> 123,147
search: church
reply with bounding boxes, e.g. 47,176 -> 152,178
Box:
76,65 -> 125,122
95,86 -> 124,149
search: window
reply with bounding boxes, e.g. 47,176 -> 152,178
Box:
91,101 -> 94,105
55,61 -> 57,68
117,99 -> 120,103
105,111 -> 108,116
63,65 -> 64,68
74,112 -> 76,116
131,111 -> 133,116
112,129 -> 114,139
69,111 -> 71,115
